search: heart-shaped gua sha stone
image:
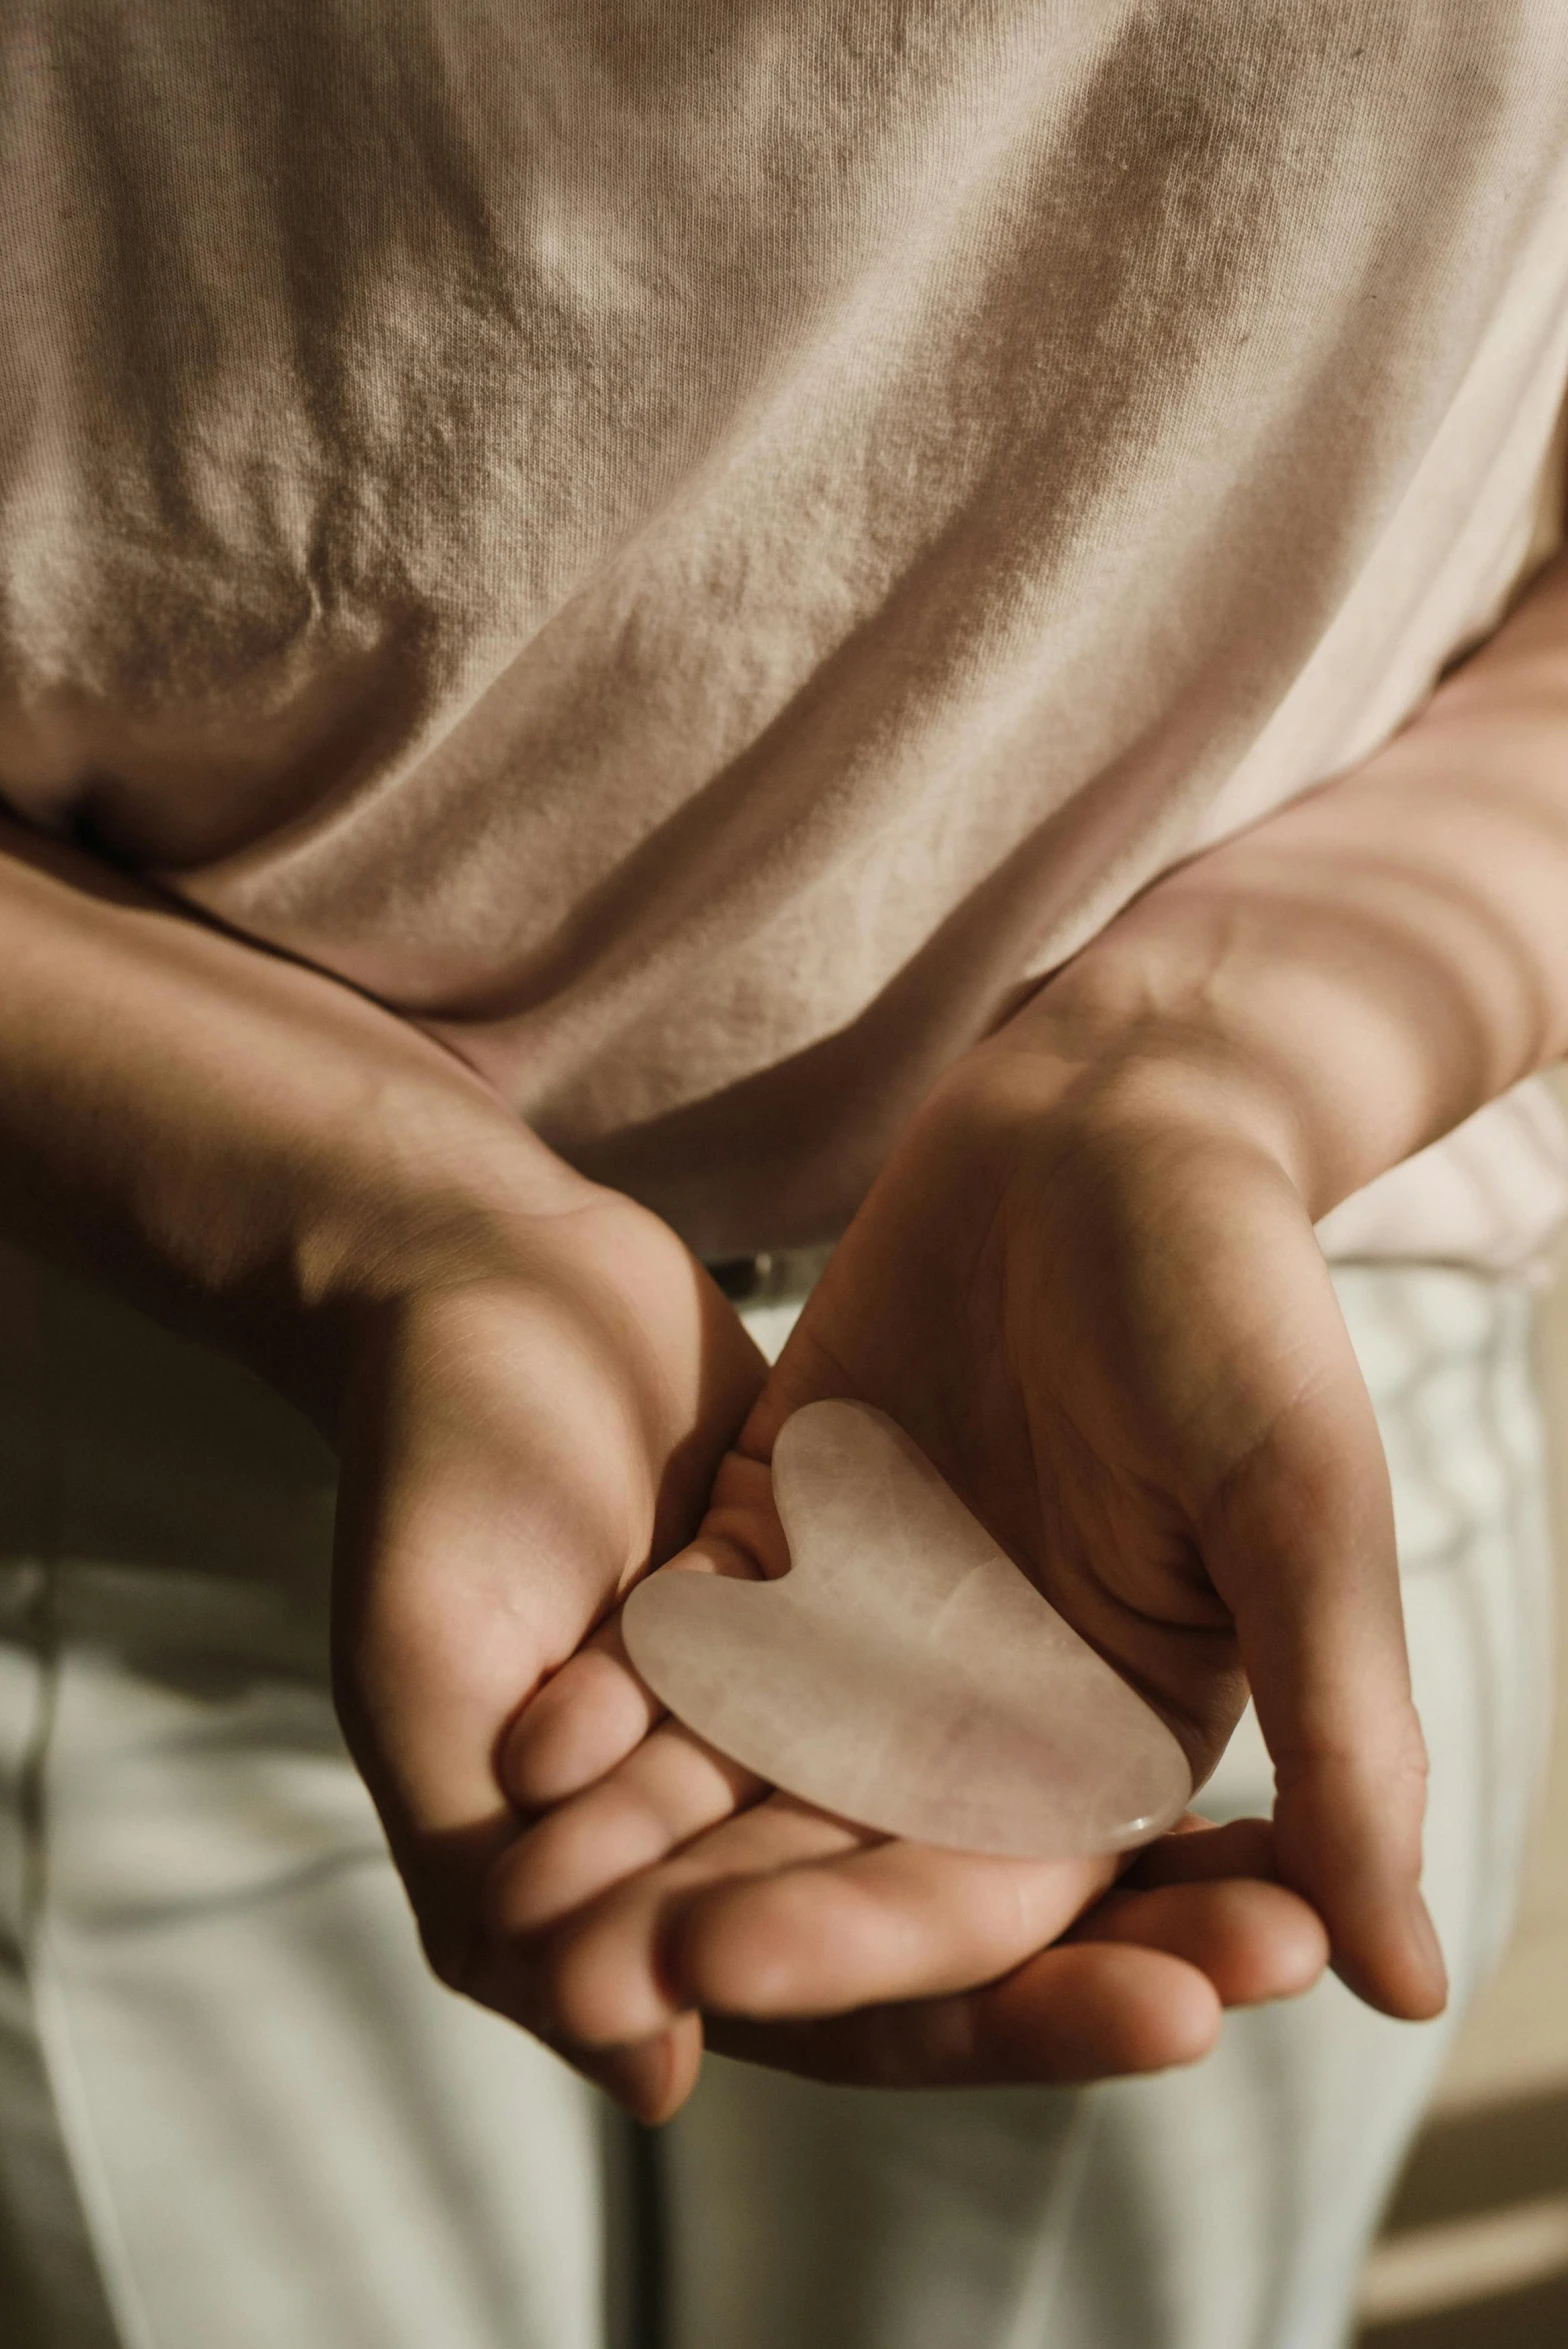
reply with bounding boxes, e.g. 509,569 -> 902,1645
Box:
622,1399 -> 1191,1859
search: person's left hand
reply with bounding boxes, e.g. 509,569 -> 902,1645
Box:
478,1032 -> 1399,2111
502,1778 -> 1327,2105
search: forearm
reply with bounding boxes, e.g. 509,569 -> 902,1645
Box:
1001,551 -> 1568,1212
0,821 -> 582,1422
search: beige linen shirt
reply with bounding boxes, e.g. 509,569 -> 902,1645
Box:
3,1 -> 1567,1257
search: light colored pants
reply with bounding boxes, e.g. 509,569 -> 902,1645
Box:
0,1250 -> 1554,2349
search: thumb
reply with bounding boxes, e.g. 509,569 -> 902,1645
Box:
1203,1356 -> 1447,2022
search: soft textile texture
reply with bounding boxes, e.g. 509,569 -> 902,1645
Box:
3,2 -> 1568,1254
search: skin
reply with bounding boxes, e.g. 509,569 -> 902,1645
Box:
494,547 -> 1568,2111
0,823 -> 1322,2122
2,547 -> 1567,2122
493,1055 -> 1420,2117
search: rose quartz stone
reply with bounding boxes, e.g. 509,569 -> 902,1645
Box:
622,1399 -> 1191,1859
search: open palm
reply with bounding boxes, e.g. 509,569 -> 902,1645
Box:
492,1050 -> 1418,2107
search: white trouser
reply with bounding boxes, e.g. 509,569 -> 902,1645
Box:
0,1250 -> 1554,2349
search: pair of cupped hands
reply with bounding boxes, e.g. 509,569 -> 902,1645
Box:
331,1015 -> 1448,2124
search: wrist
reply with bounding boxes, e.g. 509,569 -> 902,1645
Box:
981,853 -> 1488,1222
0,822 -> 618,1436
954,945 -> 1320,1211
263,1070 -> 601,1432
983,554 -> 1568,1219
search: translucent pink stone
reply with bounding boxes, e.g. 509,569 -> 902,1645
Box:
622,1399 -> 1191,1859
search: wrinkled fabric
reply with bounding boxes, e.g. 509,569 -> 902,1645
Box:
2,2 -> 1568,1253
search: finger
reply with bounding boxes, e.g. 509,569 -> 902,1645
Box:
504,1473 -> 779,1809
671,1836 -> 1119,2018
558,2020 -> 705,2126
703,1862 -> 1331,2090
1070,1877 -> 1329,2006
491,1721 -> 766,1934
501,1614 -> 665,1811
464,1913 -> 708,2126
1122,1814 -> 1279,1886
707,1942 -> 1223,2087
542,1796 -> 869,2047
1201,1310 -> 1446,2021
670,1810 -> 1323,2033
